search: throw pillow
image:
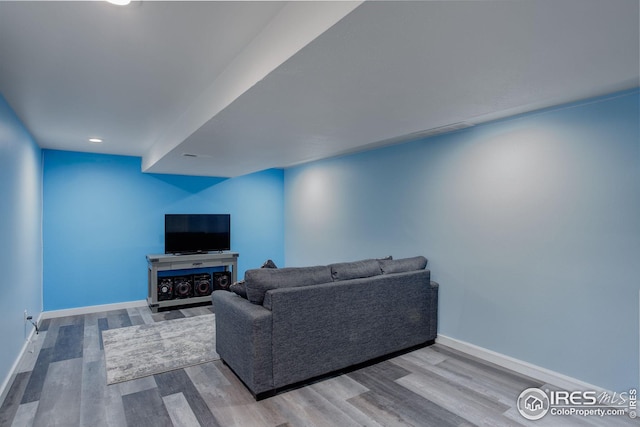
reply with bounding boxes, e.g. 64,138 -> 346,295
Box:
229,280 -> 247,299
329,259 -> 382,281
261,259 -> 278,269
379,256 -> 428,274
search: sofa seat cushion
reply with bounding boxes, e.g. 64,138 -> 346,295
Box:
379,256 -> 428,274
329,259 -> 382,281
244,265 -> 332,305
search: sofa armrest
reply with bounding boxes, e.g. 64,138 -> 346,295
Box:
212,291 -> 273,396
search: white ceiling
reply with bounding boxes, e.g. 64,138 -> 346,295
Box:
1,0 -> 638,178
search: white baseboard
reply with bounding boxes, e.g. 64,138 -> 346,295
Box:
436,335 -> 612,394
0,321 -> 39,406
40,300 -> 147,320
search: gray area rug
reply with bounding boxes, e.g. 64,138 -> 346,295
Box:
102,314 -> 219,385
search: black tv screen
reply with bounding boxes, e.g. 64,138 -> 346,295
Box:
165,214 -> 230,254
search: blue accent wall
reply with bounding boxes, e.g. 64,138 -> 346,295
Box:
0,95 -> 42,391
43,151 -> 283,311
284,89 -> 640,392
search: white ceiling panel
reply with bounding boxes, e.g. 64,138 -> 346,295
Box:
1,1 -> 638,177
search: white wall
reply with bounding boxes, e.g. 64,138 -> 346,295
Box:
284,90 -> 640,392
0,94 -> 42,395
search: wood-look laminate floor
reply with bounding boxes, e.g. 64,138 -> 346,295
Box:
0,305 -> 635,427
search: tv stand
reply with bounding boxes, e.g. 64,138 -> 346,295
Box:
147,252 -> 239,312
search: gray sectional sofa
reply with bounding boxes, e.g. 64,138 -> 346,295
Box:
212,256 -> 438,399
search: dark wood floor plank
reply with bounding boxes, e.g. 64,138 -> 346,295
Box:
17,333 -> 48,375
97,317 -> 108,351
8,401 -> 38,427
106,309 -> 133,330
122,388 -> 173,427
186,361 -> 287,426
394,348 -> 538,408
162,392 -> 201,427
80,358 -> 108,427
117,375 -> 158,397
309,374 -> 370,400
185,361 -> 231,391
52,315 -> 84,327
284,386 -> 369,427
0,371 -> 31,426
40,320 -> 59,350
180,306 -> 212,317
103,385 -> 128,427
20,348 -> 53,404
125,307 -> 146,326
155,368 -> 220,427
309,376 -> 386,427
262,389 -> 346,427
151,310 -> 185,323
127,315 -> 144,326
31,358 -> 83,427
51,323 -> 84,362
348,362 -> 472,427
126,306 -> 154,325
433,345 -> 543,393
82,313 -> 103,364
396,371 -> 521,427
346,393 -> 419,427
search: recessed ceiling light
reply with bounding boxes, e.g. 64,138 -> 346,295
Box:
106,0 -> 131,5
182,153 -> 213,159
89,138 -> 103,144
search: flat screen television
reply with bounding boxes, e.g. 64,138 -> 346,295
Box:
165,214 -> 231,254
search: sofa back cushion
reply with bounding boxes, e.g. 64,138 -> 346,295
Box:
379,256 -> 428,274
244,265 -> 332,305
329,259 -> 382,281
